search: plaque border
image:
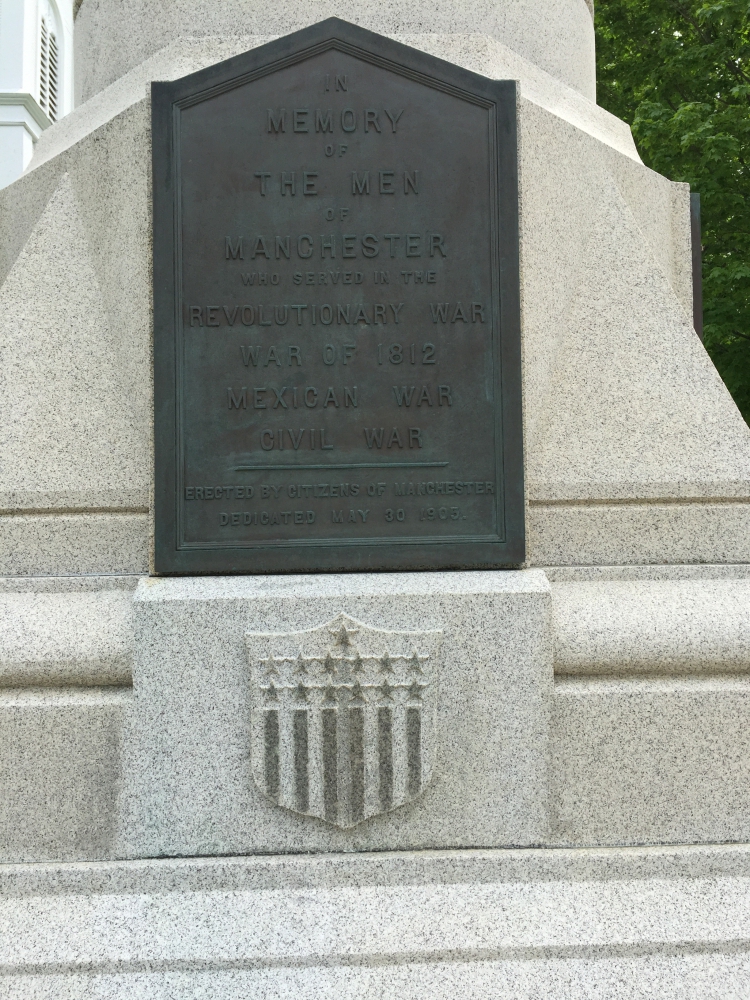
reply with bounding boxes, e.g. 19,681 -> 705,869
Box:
152,17 -> 524,574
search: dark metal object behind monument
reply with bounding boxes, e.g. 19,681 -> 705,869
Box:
152,18 -> 524,573
690,192 -> 703,341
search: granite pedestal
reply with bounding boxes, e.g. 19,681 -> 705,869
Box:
118,571 -> 552,857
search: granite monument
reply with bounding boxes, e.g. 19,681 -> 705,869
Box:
2,1 -> 750,996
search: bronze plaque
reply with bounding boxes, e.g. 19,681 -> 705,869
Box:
152,19 -> 524,573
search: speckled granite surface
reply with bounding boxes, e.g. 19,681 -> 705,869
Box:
118,571 -> 553,857
2,845 -> 750,998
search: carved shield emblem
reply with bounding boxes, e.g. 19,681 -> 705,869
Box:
246,614 -> 441,828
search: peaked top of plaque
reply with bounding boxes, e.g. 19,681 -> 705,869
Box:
151,18 -> 514,109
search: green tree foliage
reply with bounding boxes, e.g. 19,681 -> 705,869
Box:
596,0 -> 750,422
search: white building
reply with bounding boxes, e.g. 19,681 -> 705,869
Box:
0,0 -> 74,188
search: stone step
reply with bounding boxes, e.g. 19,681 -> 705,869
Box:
2,845 -> 749,997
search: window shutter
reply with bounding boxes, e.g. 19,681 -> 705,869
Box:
39,18 -> 49,113
48,31 -> 59,120
39,17 -> 59,121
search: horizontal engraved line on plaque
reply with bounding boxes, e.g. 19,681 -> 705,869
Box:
246,613 -> 442,827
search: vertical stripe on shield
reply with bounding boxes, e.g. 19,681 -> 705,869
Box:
293,709 -> 309,812
322,708 -> 338,823
349,706 -> 365,823
378,707 -> 393,810
407,707 -> 421,795
264,710 -> 280,801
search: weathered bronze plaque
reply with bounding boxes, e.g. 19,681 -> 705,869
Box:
153,19 -> 524,573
